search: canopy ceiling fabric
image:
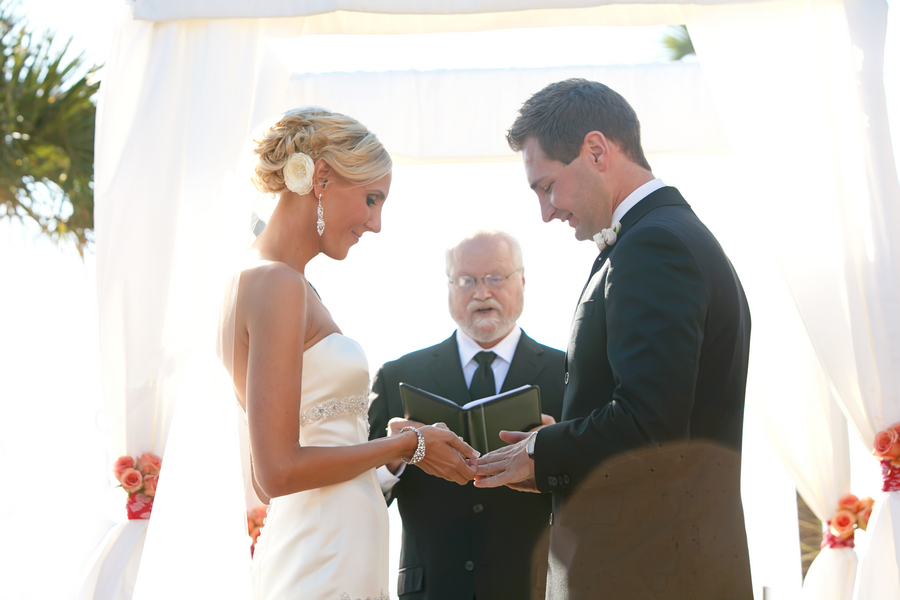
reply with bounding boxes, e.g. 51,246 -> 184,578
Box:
283,63 -> 729,162
131,0 -> 684,28
90,1 -> 899,599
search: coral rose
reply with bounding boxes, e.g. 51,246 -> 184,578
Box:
138,452 -> 162,476
857,497 -> 875,512
113,456 -> 135,482
838,493 -> 860,511
874,429 -> 900,460
142,473 -> 158,497
120,468 -> 143,493
857,506 -> 874,531
830,509 -> 857,538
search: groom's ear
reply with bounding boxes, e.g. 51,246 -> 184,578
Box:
582,131 -> 611,172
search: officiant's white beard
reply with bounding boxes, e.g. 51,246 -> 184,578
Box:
455,297 -> 522,344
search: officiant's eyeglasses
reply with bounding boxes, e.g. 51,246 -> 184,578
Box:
449,269 -> 521,291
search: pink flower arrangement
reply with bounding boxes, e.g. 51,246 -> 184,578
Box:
112,452 -> 163,520
822,493 -> 876,548
873,427 -> 900,463
248,506 -> 268,556
872,422 -> 900,492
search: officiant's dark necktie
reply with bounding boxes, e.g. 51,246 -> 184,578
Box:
469,351 -> 497,401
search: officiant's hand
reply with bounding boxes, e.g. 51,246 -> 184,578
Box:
473,430 -> 537,491
530,414 -> 556,432
385,417 -> 425,474
414,423 -> 479,485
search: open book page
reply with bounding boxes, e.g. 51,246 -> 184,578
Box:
461,385 -> 533,410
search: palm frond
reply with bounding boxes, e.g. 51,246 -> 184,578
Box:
1,0 -> 98,256
661,25 -> 696,61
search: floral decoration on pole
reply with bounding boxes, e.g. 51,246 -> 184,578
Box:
822,493 -> 876,549
873,422 -> 900,492
112,452 -> 162,520
248,506 -> 268,556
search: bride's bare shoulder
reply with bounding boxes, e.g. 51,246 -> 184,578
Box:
239,260 -> 309,310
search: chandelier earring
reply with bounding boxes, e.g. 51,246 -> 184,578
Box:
316,193 -> 325,236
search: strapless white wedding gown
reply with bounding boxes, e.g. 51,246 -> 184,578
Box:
250,333 -> 390,600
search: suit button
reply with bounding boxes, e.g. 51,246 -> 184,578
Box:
548,476 -> 558,486
562,475 -> 570,484
472,504 -> 484,514
565,372 -> 569,384
464,561 -> 474,571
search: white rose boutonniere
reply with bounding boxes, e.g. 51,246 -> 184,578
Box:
593,221 -> 622,251
283,152 -> 315,195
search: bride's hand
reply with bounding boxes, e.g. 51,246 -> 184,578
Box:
413,423 -> 478,485
384,417 -> 425,474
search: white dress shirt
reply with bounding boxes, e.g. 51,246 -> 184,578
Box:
375,326 -> 523,492
611,178 -> 665,226
456,326 -> 522,395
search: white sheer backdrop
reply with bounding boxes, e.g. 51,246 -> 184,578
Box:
78,1 -> 899,599
684,2 -> 900,597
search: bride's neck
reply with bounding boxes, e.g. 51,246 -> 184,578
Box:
253,191 -> 320,273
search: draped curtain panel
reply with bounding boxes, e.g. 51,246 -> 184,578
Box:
740,253 -> 855,600
683,2 -> 900,597
85,13 -> 288,599
88,1 -> 898,599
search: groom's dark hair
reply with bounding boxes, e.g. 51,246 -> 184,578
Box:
507,78 -> 651,171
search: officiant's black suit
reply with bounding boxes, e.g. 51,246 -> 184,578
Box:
533,187 -> 753,599
369,331 -> 565,600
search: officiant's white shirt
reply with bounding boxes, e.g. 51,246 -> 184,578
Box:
375,326 -> 522,492
456,326 -> 521,394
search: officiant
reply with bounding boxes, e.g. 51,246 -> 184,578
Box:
368,230 -> 565,600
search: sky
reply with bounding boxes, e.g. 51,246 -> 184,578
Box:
2,2 -> 899,599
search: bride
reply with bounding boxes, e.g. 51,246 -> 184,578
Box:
218,108 -> 478,600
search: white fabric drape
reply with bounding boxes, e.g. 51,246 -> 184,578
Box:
683,1 -> 900,597
133,1 -> 684,29
84,12 -> 287,599
740,249 -> 855,600
89,1 -> 898,598
284,62 -> 728,162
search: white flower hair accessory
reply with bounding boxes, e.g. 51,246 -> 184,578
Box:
283,152 -> 315,195
593,221 -> 621,251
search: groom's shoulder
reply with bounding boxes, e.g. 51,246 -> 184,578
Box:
624,191 -> 721,254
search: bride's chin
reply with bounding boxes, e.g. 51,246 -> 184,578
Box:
321,243 -> 353,261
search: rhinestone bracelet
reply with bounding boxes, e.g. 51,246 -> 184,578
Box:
399,426 -> 426,464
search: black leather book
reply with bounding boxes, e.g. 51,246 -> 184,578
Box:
398,383 -> 542,454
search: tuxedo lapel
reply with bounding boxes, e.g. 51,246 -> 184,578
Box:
500,331 -> 547,393
588,186 -> 690,280
427,333 -> 471,406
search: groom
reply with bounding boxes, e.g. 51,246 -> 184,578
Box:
475,79 -> 753,598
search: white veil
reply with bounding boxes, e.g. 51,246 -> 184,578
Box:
132,120 -> 281,600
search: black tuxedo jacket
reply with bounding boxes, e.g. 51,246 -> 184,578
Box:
369,331 -> 565,600
533,187 -> 753,598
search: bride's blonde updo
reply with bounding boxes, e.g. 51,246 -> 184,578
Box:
251,107 -> 392,194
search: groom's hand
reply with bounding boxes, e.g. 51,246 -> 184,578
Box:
474,431 -> 537,492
